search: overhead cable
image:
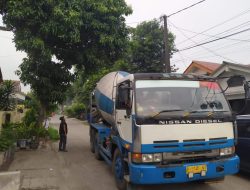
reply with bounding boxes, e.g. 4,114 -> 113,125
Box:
178,27 -> 250,52
177,8 -> 250,45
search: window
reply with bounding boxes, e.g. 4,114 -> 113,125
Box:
116,81 -> 131,110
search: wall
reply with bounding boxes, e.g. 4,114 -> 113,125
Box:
0,111 -> 25,131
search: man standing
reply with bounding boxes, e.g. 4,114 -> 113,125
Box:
59,116 -> 68,152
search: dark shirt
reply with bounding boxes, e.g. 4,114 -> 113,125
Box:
59,121 -> 68,135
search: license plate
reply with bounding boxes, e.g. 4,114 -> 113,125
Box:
186,165 -> 207,174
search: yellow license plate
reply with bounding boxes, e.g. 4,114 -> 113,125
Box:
186,165 -> 207,174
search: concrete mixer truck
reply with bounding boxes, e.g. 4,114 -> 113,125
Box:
88,72 -> 243,190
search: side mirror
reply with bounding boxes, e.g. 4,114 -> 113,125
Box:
227,75 -> 245,87
200,103 -> 208,110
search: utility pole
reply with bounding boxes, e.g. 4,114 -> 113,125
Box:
161,1 -> 206,73
163,15 -> 171,73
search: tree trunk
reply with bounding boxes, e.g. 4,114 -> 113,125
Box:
38,103 -> 46,126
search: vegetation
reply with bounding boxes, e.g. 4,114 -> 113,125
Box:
67,19 -> 178,110
0,123 -> 16,151
0,0 -> 132,122
0,1 -> 178,120
129,19 -> 178,73
47,127 -> 60,141
65,103 -> 86,119
0,80 -> 15,111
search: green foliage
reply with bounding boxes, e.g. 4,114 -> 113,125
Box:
129,19 -> 178,73
65,103 -> 86,119
0,80 -> 15,111
15,123 -> 31,139
22,109 -> 39,127
47,127 -> 59,141
15,122 -> 48,139
0,123 -> 16,151
36,127 -> 48,138
0,0 -> 132,121
16,56 -> 74,116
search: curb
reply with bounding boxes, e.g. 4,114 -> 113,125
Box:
0,171 -> 21,190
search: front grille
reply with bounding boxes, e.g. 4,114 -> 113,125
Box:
162,149 -> 220,164
162,156 -> 218,165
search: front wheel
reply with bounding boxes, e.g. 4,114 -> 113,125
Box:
112,148 -> 128,190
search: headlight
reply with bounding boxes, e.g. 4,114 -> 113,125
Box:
220,146 -> 235,156
142,154 -> 153,163
132,153 -> 162,163
153,153 -> 162,162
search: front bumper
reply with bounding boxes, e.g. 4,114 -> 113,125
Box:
129,155 -> 239,184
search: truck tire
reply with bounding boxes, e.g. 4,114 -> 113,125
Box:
94,133 -> 102,160
112,148 -> 128,190
90,129 -> 95,153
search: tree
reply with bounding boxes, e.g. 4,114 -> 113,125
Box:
16,55 -> 74,122
0,0 -> 132,74
129,19 -> 178,73
0,80 -> 15,111
0,0 -> 132,120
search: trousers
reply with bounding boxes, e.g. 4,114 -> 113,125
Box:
59,134 -> 67,150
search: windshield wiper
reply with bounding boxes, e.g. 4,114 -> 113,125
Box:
151,110 -> 229,118
152,109 -> 185,118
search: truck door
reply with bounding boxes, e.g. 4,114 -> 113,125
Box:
115,81 -> 133,143
237,118 -> 250,171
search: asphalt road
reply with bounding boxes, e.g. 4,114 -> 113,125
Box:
9,115 -> 250,190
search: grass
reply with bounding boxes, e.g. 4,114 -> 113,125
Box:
47,127 -> 60,141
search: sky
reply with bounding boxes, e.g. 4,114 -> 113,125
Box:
1,0 -> 250,92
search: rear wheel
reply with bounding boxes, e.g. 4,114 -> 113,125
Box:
94,133 -> 102,160
112,148 -> 128,190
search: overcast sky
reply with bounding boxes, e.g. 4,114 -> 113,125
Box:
1,0 -> 250,92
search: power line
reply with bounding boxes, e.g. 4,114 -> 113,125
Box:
161,0 -> 207,72
169,19 -> 238,63
170,22 -> 250,57
172,22 -> 250,43
178,27 -> 250,52
186,37 -> 250,58
167,0 -> 206,18
177,8 -> 250,45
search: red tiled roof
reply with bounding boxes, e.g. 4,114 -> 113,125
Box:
193,61 -> 220,71
184,60 -> 221,74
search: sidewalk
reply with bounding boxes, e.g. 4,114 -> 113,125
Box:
7,141 -> 61,190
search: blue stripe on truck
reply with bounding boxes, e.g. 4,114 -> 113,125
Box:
129,155 -> 239,184
95,89 -> 114,114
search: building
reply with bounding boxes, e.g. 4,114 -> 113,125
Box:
183,60 -> 220,75
184,60 -> 250,114
211,61 -> 250,114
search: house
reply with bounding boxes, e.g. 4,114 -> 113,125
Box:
184,60 -> 250,114
183,60 -> 221,75
0,75 -> 26,127
211,61 -> 250,114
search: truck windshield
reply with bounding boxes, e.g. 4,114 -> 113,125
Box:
135,80 -> 231,118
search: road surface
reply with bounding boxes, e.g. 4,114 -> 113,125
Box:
8,115 -> 250,190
